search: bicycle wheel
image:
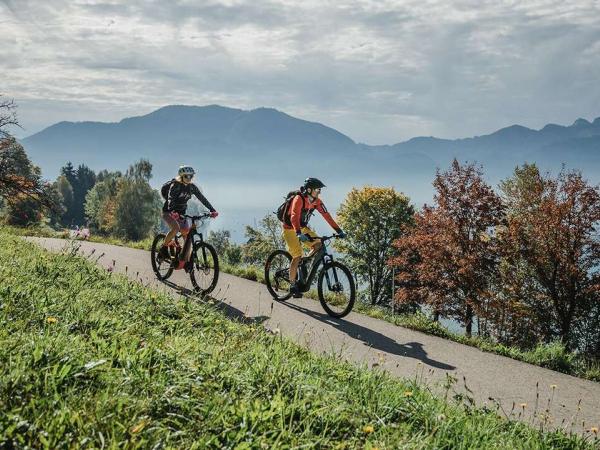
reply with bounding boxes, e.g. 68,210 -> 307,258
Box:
317,261 -> 355,318
189,241 -> 219,295
151,234 -> 174,280
265,250 -> 293,301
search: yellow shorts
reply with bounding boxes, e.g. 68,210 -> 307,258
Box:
283,227 -> 318,258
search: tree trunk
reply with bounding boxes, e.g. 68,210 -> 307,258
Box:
465,304 -> 473,337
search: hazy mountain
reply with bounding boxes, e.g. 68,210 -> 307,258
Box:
21,105 -> 600,235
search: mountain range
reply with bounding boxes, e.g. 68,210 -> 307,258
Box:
21,105 -> 600,217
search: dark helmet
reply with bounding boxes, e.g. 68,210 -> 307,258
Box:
303,177 -> 326,190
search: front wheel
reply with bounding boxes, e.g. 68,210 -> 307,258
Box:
317,261 -> 355,318
151,233 -> 173,281
189,241 -> 219,295
265,250 -> 293,301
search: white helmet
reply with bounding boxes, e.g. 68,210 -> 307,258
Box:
178,165 -> 195,176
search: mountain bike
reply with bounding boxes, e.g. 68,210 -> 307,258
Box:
264,234 -> 355,318
150,213 -> 219,295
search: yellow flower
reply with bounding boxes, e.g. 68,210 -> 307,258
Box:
520,403 -> 527,408
130,418 -> 150,434
363,425 -> 374,434
550,384 -> 557,389
590,427 -> 598,434
46,317 -> 58,324
404,391 -> 413,397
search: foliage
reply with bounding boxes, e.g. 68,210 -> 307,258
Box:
112,160 -> 161,241
392,160 -> 504,336
242,215 -> 284,265
84,173 -> 121,233
336,186 -> 414,305
1,231 -> 596,448
497,165 -> 600,350
0,138 -> 58,224
207,229 -> 244,265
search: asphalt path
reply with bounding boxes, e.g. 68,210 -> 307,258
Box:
28,237 -> 600,435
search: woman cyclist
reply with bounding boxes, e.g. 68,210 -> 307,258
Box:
159,165 -> 218,267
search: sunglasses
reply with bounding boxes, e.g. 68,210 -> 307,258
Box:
183,174 -> 194,180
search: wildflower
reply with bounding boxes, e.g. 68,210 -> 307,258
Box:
363,425 -> 374,434
520,403 -> 527,408
550,384 -> 557,389
590,427 -> 598,434
404,391 -> 413,397
46,317 -> 58,324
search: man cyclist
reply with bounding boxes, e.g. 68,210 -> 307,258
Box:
159,165 -> 218,267
282,177 -> 345,298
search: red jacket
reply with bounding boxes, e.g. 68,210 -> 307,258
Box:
284,193 -> 340,232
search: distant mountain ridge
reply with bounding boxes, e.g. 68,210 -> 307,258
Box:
21,105 -> 600,208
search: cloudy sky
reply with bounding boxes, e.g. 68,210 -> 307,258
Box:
2,0 -> 600,144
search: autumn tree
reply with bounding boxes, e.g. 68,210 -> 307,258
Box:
497,165 -> 600,350
0,138 -> 57,223
335,186 -> 414,305
391,160 -> 504,336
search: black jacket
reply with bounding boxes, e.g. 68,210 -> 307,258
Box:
162,181 -> 215,215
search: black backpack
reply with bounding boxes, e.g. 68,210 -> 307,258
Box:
161,178 -> 176,200
276,190 -> 302,223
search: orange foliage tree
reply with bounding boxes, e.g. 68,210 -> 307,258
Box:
391,160 -> 504,336
497,165 -> 600,350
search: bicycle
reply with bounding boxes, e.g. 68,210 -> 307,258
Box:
150,213 -> 219,295
264,234 -> 356,318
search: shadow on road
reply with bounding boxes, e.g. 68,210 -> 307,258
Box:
160,280 -> 270,326
282,301 -> 455,371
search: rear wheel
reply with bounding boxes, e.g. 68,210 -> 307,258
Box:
189,241 -> 219,295
317,261 -> 355,318
265,250 -> 293,301
151,233 -> 173,281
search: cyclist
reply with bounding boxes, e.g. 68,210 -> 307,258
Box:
159,165 -> 218,266
282,177 -> 345,297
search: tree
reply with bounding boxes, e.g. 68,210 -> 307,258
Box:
497,166 -> 600,349
112,160 -> 161,241
0,138 -> 56,217
0,95 -> 19,139
335,186 -> 414,305
242,215 -> 285,266
84,175 -> 121,233
391,160 -> 504,337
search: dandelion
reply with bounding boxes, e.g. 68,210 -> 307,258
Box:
363,425 -> 374,434
46,317 -> 58,324
520,403 -> 527,408
590,427 -> 598,434
404,391 -> 413,397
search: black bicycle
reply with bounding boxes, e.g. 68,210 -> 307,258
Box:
264,235 -> 355,318
150,213 -> 219,295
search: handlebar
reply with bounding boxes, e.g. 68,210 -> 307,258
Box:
182,213 -> 213,221
307,234 -> 340,242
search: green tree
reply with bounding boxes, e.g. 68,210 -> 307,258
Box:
113,160 -> 161,241
85,174 -> 121,233
336,186 -> 414,305
242,215 -> 284,266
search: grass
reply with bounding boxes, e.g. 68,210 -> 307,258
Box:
11,224 -> 600,383
1,230 -> 599,448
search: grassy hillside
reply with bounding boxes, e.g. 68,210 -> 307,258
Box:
0,230 -> 596,448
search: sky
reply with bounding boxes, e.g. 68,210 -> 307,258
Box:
2,0 -> 600,144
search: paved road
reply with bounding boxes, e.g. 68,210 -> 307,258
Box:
28,237 -> 600,435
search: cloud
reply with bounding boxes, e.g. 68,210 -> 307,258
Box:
2,0 -> 600,143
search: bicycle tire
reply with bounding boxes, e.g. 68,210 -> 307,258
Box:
317,261 -> 355,318
151,233 -> 174,281
189,241 -> 219,295
265,250 -> 293,301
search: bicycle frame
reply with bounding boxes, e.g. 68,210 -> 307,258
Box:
177,214 -> 209,263
297,236 -> 336,291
